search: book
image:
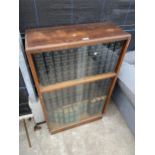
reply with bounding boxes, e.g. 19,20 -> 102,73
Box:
87,102 -> 95,115
83,83 -> 89,100
43,52 -> 56,84
69,105 -> 74,123
86,46 -> 94,76
76,46 -> 87,79
53,110 -> 59,123
68,87 -> 75,105
63,106 -> 70,124
58,108 -> 64,124
98,44 -> 109,74
60,50 -> 69,81
73,104 -> 80,121
42,93 -> 54,122
53,51 -> 63,82
33,53 -> 49,86
68,49 -> 76,80
83,100 -> 88,114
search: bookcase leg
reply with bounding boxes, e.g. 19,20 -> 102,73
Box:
23,119 -> 32,148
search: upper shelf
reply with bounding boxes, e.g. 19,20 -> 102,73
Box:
25,22 -> 131,53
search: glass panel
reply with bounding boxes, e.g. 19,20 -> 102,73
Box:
32,41 -> 124,86
42,78 -> 112,130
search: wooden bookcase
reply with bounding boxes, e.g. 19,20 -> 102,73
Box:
25,22 -> 131,134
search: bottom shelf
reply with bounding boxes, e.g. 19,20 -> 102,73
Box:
49,113 -> 103,134
46,95 -> 106,134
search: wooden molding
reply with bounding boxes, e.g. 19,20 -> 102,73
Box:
50,114 -> 103,134
25,22 -> 131,53
40,72 -> 116,93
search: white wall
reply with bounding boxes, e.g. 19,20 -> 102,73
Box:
20,34 -> 45,123
29,99 -> 45,123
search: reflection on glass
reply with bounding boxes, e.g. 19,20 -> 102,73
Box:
42,79 -> 112,130
32,41 -> 123,86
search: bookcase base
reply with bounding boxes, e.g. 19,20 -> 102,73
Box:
49,113 -> 103,134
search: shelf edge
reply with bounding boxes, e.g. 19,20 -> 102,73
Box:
40,72 -> 116,93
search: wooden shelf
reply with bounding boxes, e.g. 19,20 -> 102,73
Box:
25,22 -> 131,53
50,113 -> 103,134
40,72 -> 116,93
47,95 -> 106,111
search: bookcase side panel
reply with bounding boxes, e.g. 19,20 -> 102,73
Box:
102,38 -> 131,113
25,51 -> 50,130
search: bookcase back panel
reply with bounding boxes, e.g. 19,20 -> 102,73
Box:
32,41 -> 124,86
42,78 -> 112,130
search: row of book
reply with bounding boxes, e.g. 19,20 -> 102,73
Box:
42,79 -> 111,110
42,81 -> 110,124
32,41 -> 123,86
47,96 -> 106,124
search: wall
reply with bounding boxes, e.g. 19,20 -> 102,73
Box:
19,0 -> 135,50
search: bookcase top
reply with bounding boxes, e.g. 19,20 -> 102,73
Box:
25,22 -> 131,53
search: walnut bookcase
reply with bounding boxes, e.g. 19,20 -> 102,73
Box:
25,22 -> 131,134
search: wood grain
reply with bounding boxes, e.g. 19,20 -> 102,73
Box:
40,72 -> 116,93
25,52 -> 50,131
25,22 -> 131,53
102,38 -> 131,113
50,114 -> 103,134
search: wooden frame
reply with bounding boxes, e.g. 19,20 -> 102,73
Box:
25,22 -> 131,134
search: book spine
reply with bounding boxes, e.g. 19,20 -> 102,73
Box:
83,100 -> 88,114
61,50 -> 69,81
91,45 -> 102,75
98,45 -> 107,74
44,91 -> 60,123
58,108 -> 64,124
73,49 -> 78,79
68,49 -> 76,80
68,87 -> 74,105
110,41 -> 123,72
70,106 -> 74,122
64,107 -> 70,124
79,102 -> 83,115
95,100 -> 99,114
105,43 -> 115,73
33,53 -> 49,86
63,88 -> 68,106
53,110 -> 59,123
76,46 -> 87,78
87,82 -> 98,115
74,104 -> 80,121
108,42 -> 117,72
56,88 -> 63,109
44,52 -> 57,84
98,100 -> 103,113
87,46 -> 94,76
53,51 -> 63,83
101,44 -> 110,73
42,93 -> 54,122
76,47 -> 83,79
88,102 -> 95,115
86,83 -> 91,114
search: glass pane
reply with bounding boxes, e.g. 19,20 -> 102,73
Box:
32,41 -> 124,86
42,78 -> 112,131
